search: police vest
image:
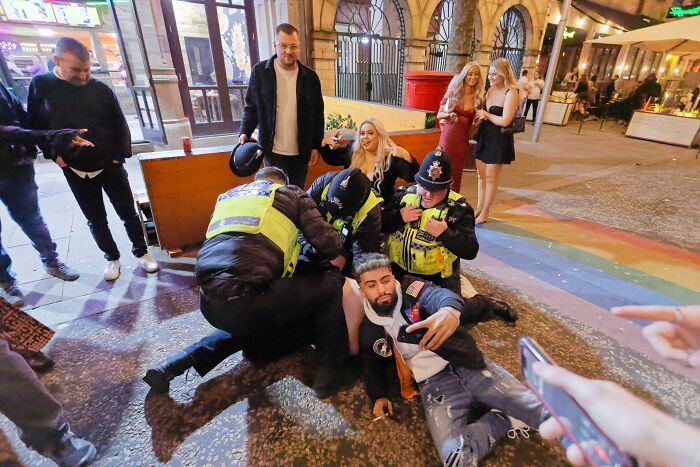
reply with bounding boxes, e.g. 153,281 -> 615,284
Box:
320,183 -> 383,239
206,180 -> 301,277
387,191 -> 461,278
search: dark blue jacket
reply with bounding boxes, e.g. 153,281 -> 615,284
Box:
239,55 -> 324,162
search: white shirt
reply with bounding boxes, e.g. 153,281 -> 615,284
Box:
527,79 -> 544,99
517,76 -> 530,100
272,60 -> 299,156
363,281 -> 449,383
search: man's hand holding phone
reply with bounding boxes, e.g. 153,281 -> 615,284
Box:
405,307 -> 460,350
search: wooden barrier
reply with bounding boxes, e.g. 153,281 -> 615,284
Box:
139,128 -> 440,253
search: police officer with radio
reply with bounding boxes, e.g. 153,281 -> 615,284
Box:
383,149 -> 517,324
383,148 -> 478,294
143,141 -> 350,398
305,168 -> 383,273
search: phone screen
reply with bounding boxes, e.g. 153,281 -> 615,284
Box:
519,337 -> 633,467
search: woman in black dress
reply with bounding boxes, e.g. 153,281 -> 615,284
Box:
474,58 -> 519,224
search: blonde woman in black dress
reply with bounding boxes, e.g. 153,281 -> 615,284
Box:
474,58 -> 519,224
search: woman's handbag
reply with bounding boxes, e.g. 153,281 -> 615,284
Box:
500,104 -> 525,135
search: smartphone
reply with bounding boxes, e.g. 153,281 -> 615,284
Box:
519,337 -> 634,467
397,324 -> 427,345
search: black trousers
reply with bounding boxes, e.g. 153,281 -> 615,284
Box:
525,99 -> 539,121
263,153 -> 309,188
63,164 -> 147,261
391,260 -> 462,296
191,261 -> 349,376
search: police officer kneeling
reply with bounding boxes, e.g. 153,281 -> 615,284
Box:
383,148 -> 516,324
306,168 -> 383,272
143,142 -> 349,398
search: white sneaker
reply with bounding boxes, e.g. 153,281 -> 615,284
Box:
138,253 -> 159,273
104,260 -> 121,281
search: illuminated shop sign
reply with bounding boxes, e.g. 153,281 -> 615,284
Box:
563,28 -> 576,39
0,0 -> 100,27
667,3 -> 700,18
0,39 -> 20,50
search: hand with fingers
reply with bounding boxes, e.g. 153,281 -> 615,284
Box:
535,362 -> 700,467
72,129 -> 94,147
400,204 -> 422,223
406,307 -> 460,351
612,305 -> 700,367
372,398 -> 393,420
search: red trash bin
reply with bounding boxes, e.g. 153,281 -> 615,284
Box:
403,71 -> 454,112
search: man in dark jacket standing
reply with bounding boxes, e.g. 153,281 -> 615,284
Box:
238,23 -> 324,188
354,253 -> 546,466
144,165 -> 350,398
27,37 -> 158,282
0,83 -> 83,306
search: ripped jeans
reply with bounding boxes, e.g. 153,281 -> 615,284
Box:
419,359 -> 547,466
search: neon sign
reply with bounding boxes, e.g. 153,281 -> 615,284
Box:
563,28 -> 576,39
667,4 -> 700,18
0,39 -> 19,50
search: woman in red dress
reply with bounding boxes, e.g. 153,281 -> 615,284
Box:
436,62 -> 483,193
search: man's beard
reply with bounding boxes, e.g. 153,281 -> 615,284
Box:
369,292 -> 399,316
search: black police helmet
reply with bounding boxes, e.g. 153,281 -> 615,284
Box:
415,146 -> 452,192
229,141 -> 264,177
325,168 -> 372,219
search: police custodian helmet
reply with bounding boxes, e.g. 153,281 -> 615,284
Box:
229,141 -> 264,177
415,147 -> 452,192
325,168 -> 372,219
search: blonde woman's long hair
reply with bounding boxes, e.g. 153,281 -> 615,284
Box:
490,58 -> 519,92
350,118 -> 397,188
444,62 -> 484,111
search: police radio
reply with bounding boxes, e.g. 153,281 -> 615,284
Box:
331,217 -> 353,249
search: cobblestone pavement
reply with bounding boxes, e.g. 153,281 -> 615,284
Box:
1,122 -> 699,465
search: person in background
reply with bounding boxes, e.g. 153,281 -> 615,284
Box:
524,70 -> 544,122
0,83 -> 86,307
25,54 -> 47,76
27,37 -> 158,282
564,68 -> 579,89
4,52 -> 24,77
436,62 -> 482,192
239,23 -> 324,188
516,69 -> 530,109
573,73 -> 590,117
319,117 -> 419,203
473,58 -> 519,224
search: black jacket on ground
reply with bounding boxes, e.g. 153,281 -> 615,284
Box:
382,184 -> 479,260
360,276 -> 486,403
239,56 -> 324,162
196,184 -> 344,300
306,170 -> 382,260
0,84 -> 78,176
319,141 -> 420,202
27,73 -> 131,172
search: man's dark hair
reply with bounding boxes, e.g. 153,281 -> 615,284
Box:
276,23 -> 300,37
55,37 -> 90,61
521,70 -> 528,76
353,253 -> 392,279
254,166 -> 288,185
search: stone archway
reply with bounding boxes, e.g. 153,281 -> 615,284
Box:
490,5 -> 527,75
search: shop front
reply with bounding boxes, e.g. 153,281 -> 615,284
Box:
0,0 -> 166,142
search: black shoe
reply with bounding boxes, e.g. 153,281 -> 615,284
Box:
1,283 -> 25,307
45,261 -> 80,281
490,297 -> 518,325
42,424 -> 96,467
143,352 -> 194,393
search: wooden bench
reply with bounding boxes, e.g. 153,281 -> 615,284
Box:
138,128 -> 440,253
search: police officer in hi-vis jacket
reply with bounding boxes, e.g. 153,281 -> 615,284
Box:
143,142 -> 350,398
383,148 -> 479,295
